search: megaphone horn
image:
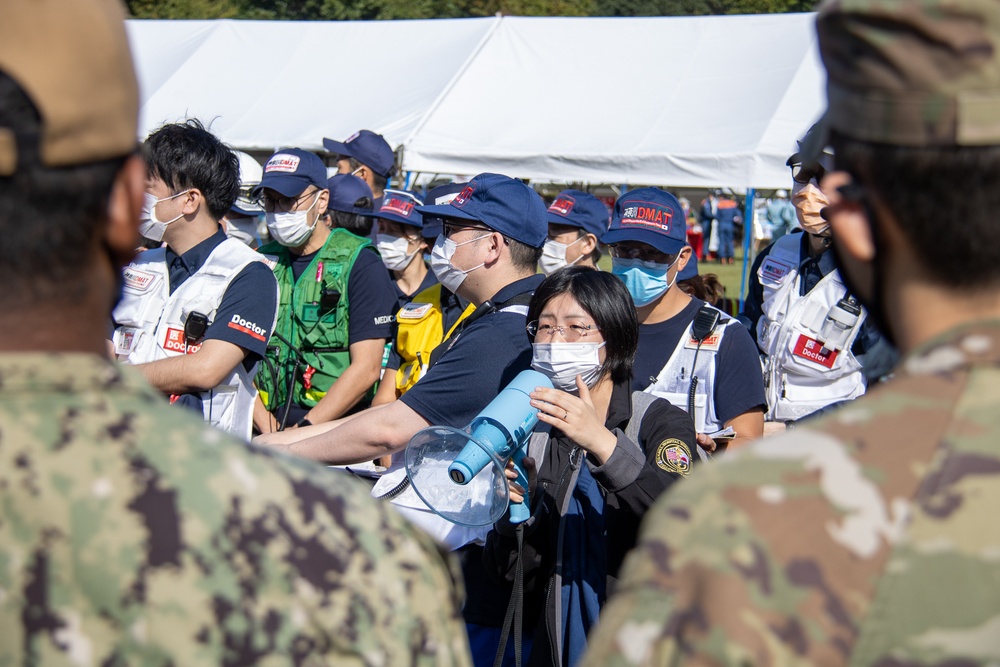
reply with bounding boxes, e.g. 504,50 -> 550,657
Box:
405,369 -> 554,527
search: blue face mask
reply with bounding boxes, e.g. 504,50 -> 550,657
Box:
612,255 -> 681,307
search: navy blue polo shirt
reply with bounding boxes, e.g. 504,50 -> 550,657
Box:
165,230 -> 277,365
632,297 -> 766,427
290,245 -> 396,344
400,274 -> 543,428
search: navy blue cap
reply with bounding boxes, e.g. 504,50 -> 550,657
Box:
415,173 -> 547,249
378,190 -> 424,229
602,188 -> 688,255
323,130 -> 395,178
677,254 -> 698,282
420,181 -> 469,239
254,148 -> 327,198
326,173 -> 375,216
546,190 -> 609,238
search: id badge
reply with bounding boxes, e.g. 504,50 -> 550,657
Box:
113,327 -> 140,357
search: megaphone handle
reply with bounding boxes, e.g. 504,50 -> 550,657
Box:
508,448 -> 531,525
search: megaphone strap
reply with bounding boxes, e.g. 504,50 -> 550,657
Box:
494,524 -> 526,667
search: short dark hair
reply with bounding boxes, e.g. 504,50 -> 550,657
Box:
328,196 -> 374,237
504,234 -> 544,273
0,72 -> 126,308
143,119 -> 239,222
831,129 -> 1000,289
348,156 -> 389,193
526,266 -> 638,385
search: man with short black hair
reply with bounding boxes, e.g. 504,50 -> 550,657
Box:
0,0 -> 471,663
323,129 -> 395,210
112,120 -> 279,440
583,1 -> 1000,663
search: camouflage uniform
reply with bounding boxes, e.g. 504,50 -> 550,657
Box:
582,322 -> 1000,665
0,354 -> 472,666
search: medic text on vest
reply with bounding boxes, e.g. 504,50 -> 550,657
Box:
228,314 -> 268,342
621,202 -> 672,232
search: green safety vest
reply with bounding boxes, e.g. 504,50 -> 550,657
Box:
256,228 -> 371,411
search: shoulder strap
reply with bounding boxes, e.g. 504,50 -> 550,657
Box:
626,391 -> 658,445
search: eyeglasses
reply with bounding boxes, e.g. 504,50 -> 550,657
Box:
607,243 -> 676,265
790,161 -> 827,185
442,222 -> 493,238
256,189 -> 318,213
527,321 -> 601,341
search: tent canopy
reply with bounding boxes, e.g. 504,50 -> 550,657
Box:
126,13 -> 825,188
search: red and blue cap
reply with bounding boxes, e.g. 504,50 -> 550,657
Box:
322,130 -> 395,178
546,190 -> 610,238
326,173 -> 375,216
254,148 -> 327,198
378,189 -> 424,229
420,181 -> 468,239
602,188 -> 688,255
416,173 -> 547,249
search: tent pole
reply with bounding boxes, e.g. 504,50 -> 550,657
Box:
738,188 -> 755,314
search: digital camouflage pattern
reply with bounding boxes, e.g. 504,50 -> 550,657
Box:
582,322 -> 1000,666
819,0 -> 1000,148
0,353 -> 472,667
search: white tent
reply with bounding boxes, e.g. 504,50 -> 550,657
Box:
126,13 -> 825,188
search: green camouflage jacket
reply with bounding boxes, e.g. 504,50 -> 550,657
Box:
0,353 -> 471,666
582,321 -> 1000,666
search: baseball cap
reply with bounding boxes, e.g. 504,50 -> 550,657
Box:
602,188 -> 688,256
420,181 -> 469,239
677,254 -> 699,282
254,148 -> 327,198
416,173 -> 548,249
0,0 -> 138,176
323,130 -> 395,178
326,173 -> 375,216
806,0 -> 1000,162
378,190 -> 424,229
546,190 -> 610,238
232,150 -> 263,216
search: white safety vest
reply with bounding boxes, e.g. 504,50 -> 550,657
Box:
644,305 -> 737,435
755,233 -> 866,422
111,238 -> 277,441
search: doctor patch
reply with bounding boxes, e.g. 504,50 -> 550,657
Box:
656,439 -> 692,475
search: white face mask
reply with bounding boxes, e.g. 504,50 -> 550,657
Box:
376,233 -> 420,271
225,216 -> 260,247
265,191 -> 321,247
428,232 -> 490,293
538,236 -> 584,276
531,341 -> 607,392
139,189 -> 190,242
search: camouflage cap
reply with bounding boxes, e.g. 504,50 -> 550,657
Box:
0,0 -> 139,176
817,0 -> 1000,148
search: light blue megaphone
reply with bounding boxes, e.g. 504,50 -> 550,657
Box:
405,369 -> 553,527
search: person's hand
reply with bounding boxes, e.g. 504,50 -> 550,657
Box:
504,456 -> 537,504
530,376 -> 617,464
696,432 -> 717,453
